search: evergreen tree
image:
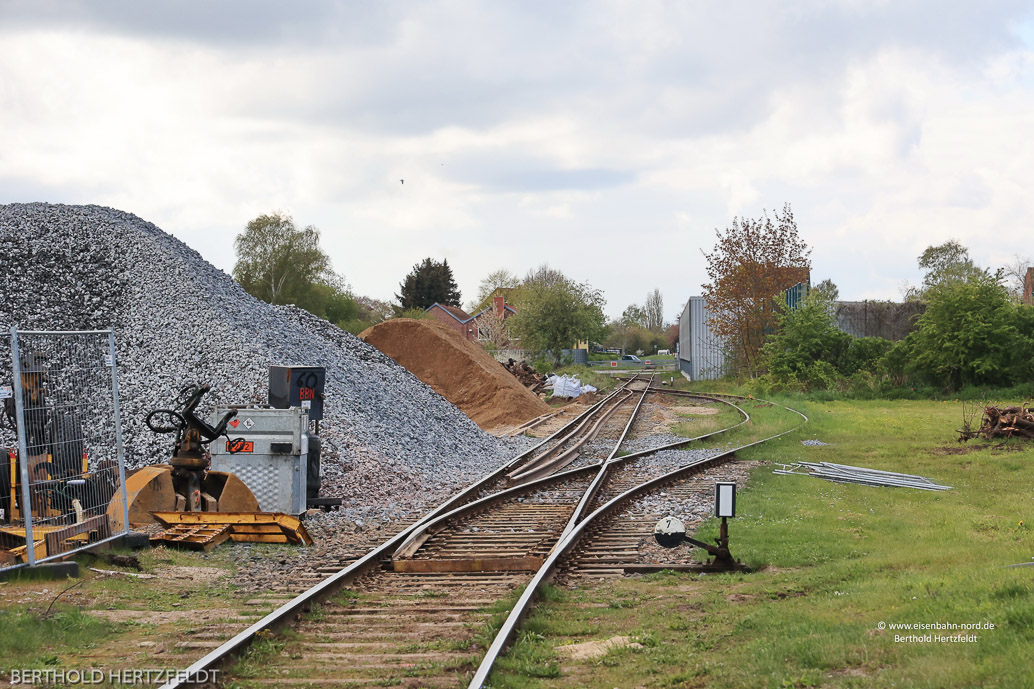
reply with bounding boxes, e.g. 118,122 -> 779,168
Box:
396,258 -> 461,310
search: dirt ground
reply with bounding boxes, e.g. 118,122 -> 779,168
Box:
625,392 -> 721,435
0,547 -> 259,681
360,318 -> 551,432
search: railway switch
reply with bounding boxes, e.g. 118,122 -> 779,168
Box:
654,516 -> 686,548
653,482 -> 741,571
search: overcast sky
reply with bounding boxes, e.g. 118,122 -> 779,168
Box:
2,1 -> 1033,320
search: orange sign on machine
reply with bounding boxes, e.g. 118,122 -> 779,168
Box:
226,439 -> 254,453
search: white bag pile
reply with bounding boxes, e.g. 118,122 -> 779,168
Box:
545,374 -> 597,398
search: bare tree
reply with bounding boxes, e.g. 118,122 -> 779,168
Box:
645,288 -> 664,332
1001,254 -> 1032,300
524,264 -> 568,289
470,268 -> 521,311
473,307 -> 513,348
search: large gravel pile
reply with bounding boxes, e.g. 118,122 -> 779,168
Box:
0,203 -> 515,519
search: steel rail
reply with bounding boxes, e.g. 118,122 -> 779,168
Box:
503,381 -> 629,474
554,374 -> 659,542
467,398 -> 808,688
506,378 -> 643,479
395,391 -> 750,561
507,390 -> 635,483
158,378 -> 645,688
503,372 -> 654,482
505,409 -> 562,436
394,389 -> 746,560
395,376 -> 655,558
604,394 -> 748,465
607,376 -> 655,461
160,378 -> 744,688
392,462 -> 602,559
558,386 -> 752,542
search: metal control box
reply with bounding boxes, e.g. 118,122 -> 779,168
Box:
209,407 -> 309,515
269,366 -> 325,421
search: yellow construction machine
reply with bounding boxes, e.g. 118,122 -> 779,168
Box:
2,350 -> 311,563
106,383 -> 259,530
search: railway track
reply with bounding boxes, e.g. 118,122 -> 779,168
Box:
559,460 -> 745,581
163,385 -> 802,689
472,394 -> 806,688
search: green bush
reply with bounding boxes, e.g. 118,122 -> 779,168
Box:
902,272 -> 1030,392
511,278 -> 606,367
843,336 -> 893,375
760,293 -> 889,392
759,271 -> 1034,395
531,357 -> 556,374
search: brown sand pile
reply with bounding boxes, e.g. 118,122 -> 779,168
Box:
359,318 -> 552,431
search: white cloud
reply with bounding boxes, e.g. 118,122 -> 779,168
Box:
1,2 -> 1033,318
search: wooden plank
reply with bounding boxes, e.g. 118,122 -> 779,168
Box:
621,564 -> 716,573
43,515 -> 110,557
151,524 -> 231,551
229,534 -> 289,544
149,511 -> 312,546
392,556 -> 543,573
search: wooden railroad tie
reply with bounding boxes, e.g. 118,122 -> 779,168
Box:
392,556 -> 544,573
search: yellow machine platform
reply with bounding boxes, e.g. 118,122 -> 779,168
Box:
149,511 -> 313,551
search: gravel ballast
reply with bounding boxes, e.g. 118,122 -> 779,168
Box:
0,203 -> 517,520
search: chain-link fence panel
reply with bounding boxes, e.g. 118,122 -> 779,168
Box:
1,328 -> 128,570
1,333 -> 14,536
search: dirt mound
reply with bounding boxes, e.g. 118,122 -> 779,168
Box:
360,319 -> 551,431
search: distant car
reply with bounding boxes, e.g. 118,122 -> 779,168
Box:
621,355 -> 641,362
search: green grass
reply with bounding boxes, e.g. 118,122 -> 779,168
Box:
490,396 -> 1034,688
0,607 -> 116,669
0,541 -> 260,681
228,631 -> 291,680
672,396 -> 806,453
472,586 -> 528,651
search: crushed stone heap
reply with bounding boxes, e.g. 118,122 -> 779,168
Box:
0,203 -> 516,520
360,318 -> 552,432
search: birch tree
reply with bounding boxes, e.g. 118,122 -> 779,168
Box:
233,211 -> 332,306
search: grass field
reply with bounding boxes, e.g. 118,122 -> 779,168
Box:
0,545 -> 246,678
489,396 -> 1034,688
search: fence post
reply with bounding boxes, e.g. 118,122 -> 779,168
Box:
108,328 -> 130,535
10,326 -> 36,565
